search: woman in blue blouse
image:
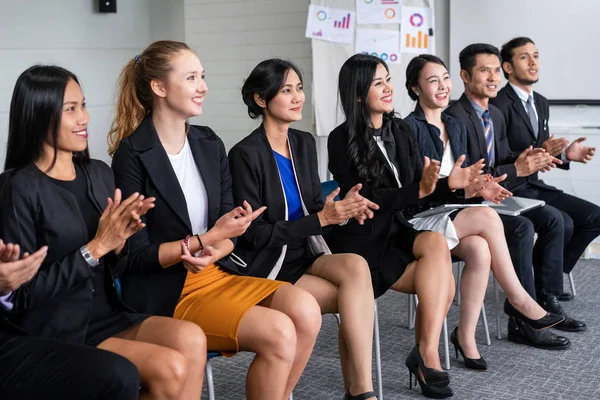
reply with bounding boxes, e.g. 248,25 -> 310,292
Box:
229,59 -> 378,400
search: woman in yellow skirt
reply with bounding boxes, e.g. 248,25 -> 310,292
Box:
109,40 -> 322,400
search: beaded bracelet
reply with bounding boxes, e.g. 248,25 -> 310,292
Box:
183,234 -> 192,251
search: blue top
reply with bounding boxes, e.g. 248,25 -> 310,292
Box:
273,151 -> 304,220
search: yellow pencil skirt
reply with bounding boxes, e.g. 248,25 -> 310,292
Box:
174,264 -> 287,356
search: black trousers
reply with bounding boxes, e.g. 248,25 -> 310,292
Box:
535,190 -> 600,274
501,215 -> 537,299
0,333 -> 140,400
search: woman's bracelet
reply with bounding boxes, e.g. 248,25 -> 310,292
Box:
183,234 -> 192,251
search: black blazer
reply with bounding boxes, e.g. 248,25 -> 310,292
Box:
111,116 -> 240,317
445,94 -> 520,190
404,104 -> 468,166
327,118 -> 458,277
490,84 -> 563,192
0,161 -> 130,343
228,125 -> 323,278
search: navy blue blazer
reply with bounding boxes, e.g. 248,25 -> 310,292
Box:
404,103 -> 467,167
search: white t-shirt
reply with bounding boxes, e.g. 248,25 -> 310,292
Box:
167,138 -> 209,235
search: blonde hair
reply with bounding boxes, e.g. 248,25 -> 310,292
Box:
107,40 -> 192,155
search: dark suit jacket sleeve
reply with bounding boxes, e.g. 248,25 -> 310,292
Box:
541,99 -> 569,171
229,145 -> 322,250
489,113 -> 519,181
213,133 -> 238,247
328,127 -> 422,213
0,176 -> 94,312
111,140 -> 162,275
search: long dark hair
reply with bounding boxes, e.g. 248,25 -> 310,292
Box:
241,58 -> 303,119
5,65 -> 89,171
338,54 -> 392,185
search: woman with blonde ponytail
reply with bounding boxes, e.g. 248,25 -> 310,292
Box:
110,40 -> 321,400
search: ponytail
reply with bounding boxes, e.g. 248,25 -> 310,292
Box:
108,59 -> 145,155
107,40 -> 192,155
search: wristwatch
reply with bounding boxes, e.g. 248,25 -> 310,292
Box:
80,245 -> 100,267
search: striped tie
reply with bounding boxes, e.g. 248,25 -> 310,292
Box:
526,96 -> 539,138
482,110 -> 494,166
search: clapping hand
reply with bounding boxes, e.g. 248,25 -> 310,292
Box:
180,242 -> 217,274
0,240 -> 48,295
448,156 -> 484,190
343,184 -> 379,225
566,137 -> 596,163
419,156 -> 441,198
88,189 -> 155,259
212,201 -> 267,242
477,174 -> 512,204
318,187 -> 369,226
542,135 -> 569,157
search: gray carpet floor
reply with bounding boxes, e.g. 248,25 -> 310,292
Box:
202,259 -> 600,399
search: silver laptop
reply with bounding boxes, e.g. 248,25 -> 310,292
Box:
484,196 -> 545,216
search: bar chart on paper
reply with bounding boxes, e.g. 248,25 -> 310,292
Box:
405,31 -> 429,49
401,6 -> 433,53
334,13 -> 351,28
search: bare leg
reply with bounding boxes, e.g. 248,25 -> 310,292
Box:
453,207 -> 546,320
259,284 -> 322,399
391,232 -> 454,371
237,305 -> 297,400
296,253 -> 375,398
451,235 -> 491,359
99,316 -> 207,400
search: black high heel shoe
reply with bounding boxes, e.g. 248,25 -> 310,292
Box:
405,345 -> 453,398
504,299 -> 564,330
342,391 -> 377,400
450,327 -> 487,370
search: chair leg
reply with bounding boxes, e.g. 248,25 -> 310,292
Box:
493,277 -> 502,340
408,294 -> 415,330
289,394 -> 293,400
568,272 -> 577,297
374,300 -> 384,400
334,313 -> 341,325
206,358 -> 215,400
480,303 -> 491,346
455,262 -> 463,305
442,317 -> 450,370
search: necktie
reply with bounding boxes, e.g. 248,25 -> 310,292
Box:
526,96 -> 539,138
482,110 -> 495,166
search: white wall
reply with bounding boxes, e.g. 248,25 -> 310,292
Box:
0,0 -> 183,166
183,0 -> 314,151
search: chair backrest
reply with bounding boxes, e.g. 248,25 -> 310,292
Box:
321,180 -> 340,202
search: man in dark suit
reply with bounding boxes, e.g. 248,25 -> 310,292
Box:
446,43 -> 582,349
491,36 -> 600,303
